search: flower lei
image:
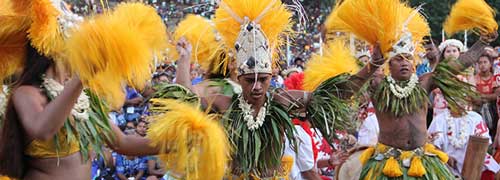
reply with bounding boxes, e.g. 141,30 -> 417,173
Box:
387,74 -> 419,99
445,112 -> 468,148
42,76 -> 90,121
238,95 -> 267,131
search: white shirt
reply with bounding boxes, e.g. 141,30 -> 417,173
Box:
428,111 -> 500,175
357,114 -> 379,147
285,125 -> 315,180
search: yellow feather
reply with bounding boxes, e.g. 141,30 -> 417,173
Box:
174,14 -> 221,65
408,156 -> 426,177
214,0 -> 292,64
0,0 -> 30,82
444,0 -> 498,36
382,157 -> 403,177
27,0 -> 64,59
303,39 -> 359,91
359,147 -> 375,165
65,3 -> 167,109
326,0 -> 429,59
147,99 -> 230,180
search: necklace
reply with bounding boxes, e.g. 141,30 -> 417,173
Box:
42,76 -> 90,121
387,74 -> 419,99
238,95 -> 267,131
445,112 -> 469,148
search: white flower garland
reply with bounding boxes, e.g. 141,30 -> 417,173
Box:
42,77 -> 90,121
387,74 -> 419,99
446,113 -> 469,148
238,95 -> 267,131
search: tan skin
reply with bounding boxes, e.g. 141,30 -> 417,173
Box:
371,33 -> 498,152
176,38 -> 385,178
13,66 -> 158,180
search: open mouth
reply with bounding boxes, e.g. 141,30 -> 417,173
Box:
400,68 -> 410,73
251,93 -> 263,98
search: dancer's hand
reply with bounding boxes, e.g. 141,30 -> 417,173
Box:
329,151 -> 350,167
480,31 -> 498,44
176,37 -> 192,58
371,44 -> 385,66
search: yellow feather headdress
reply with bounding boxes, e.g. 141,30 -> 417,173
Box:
444,0 -> 498,36
174,14 -> 221,64
214,0 -> 293,75
147,99 -> 230,180
0,0 -> 30,83
326,0 -> 429,63
303,39 -> 359,91
65,3 -> 167,108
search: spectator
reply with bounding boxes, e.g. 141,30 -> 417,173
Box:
115,153 -> 148,180
115,131 -> 148,180
124,86 -> 145,122
136,120 -> 148,137
471,53 -> 500,138
294,57 -> 305,71
146,156 -> 166,180
270,67 -> 284,89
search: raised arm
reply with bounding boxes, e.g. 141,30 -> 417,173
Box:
175,38 -> 194,91
14,77 -> 83,141
345,44 -> 386,98
447,32 -> 498,72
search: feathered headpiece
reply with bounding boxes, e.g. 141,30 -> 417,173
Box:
66,3 -> 167,108
28,0 -> 83,60
444,0 -> 498,36
147,99 -> 230,180
174,14 -> 221,64
325,0 -> 429,63
303,39 -> 359,91
0,0 -> 30,83
214,0 -> 292,76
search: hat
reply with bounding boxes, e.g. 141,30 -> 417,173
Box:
214,0 -> 293,76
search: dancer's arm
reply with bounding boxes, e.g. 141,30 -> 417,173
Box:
13,77 -> 83,141
447,32 -> 498,72
107,123 -> 159,156
344,44 -> 386,99
175,38 -> 194,91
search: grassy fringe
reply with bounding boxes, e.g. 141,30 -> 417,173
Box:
222,95 -> 296,177
373,77 -> 429,117
433,60 -> 478,116
307,73 -> 355,142
151,83 -> 200,105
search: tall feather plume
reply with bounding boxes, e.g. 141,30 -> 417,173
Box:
214,0 -> 293,65
147,99 -> 230,180
174,14 -> 221,65
326,0 -> 429,60
27,0 -> 64,59
444,0 -> 498,36
65,3 -> 167,109
303,39 -> 359,92
0,0 -> 31,83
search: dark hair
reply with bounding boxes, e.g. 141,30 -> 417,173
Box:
294,57 -> 304,64
0,43 -> 54,178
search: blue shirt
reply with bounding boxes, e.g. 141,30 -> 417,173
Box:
416,59 -> 431,77
115,154 -> 148,178
125,86 -> 141,100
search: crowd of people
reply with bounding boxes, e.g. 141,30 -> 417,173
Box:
2,0 -> 500,180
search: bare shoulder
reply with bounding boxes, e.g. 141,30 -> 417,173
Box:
12,85 -> 47,106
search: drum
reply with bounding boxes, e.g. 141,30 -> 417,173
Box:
335,147 -> 367,180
